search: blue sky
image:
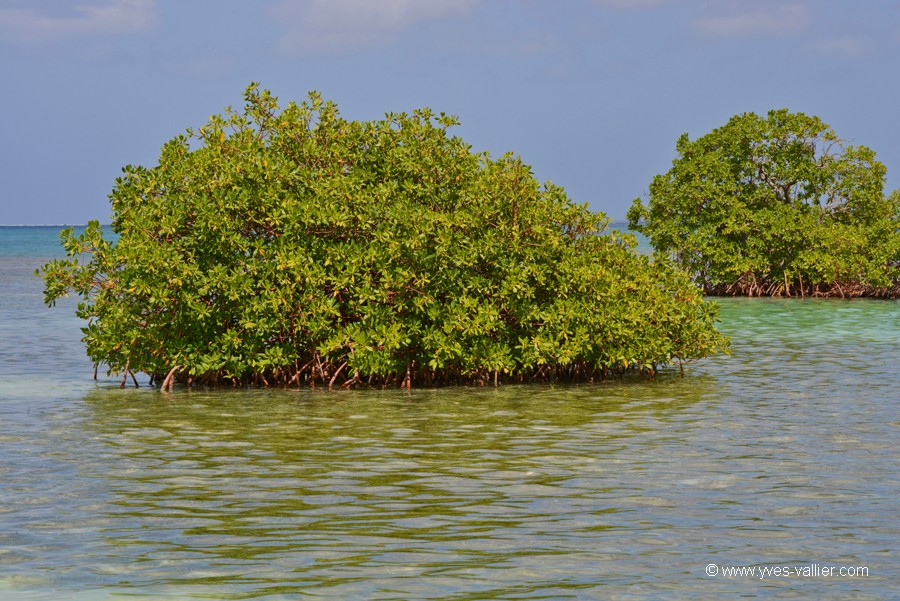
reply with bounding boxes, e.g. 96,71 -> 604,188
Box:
2,0 -> 899,224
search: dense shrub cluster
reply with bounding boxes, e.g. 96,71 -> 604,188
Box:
40,85 -> 727,389
628,109 -> 900,297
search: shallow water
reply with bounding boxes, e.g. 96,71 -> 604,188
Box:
1,228 -> 897,599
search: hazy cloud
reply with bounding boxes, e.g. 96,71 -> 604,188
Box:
0,0 -> 159,44
268,0 -> 479,55
595,0 -> 669,10
811,35 -> 872,59
694,3 -> 807,37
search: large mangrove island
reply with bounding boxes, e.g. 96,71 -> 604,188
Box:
38,85 -> 727,389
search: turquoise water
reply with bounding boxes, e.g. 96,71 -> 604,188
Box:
1,227 -> 897,599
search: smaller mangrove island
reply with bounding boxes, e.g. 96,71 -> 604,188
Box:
628,109 -> 900,298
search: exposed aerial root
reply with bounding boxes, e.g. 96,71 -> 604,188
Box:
145,358 -> 667,391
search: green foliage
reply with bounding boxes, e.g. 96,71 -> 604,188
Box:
628,109 -> 900,297
39,84 -> 727,388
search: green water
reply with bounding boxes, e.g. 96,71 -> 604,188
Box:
1,228 -> 897,599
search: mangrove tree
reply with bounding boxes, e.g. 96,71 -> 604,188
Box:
39,84 -> 728,389
628,109 -> 900,297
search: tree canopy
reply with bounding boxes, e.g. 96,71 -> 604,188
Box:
39,84 -> 727,389
628,109 -> 900,297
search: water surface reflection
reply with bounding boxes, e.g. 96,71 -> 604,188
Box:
78,382 -> 718,598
